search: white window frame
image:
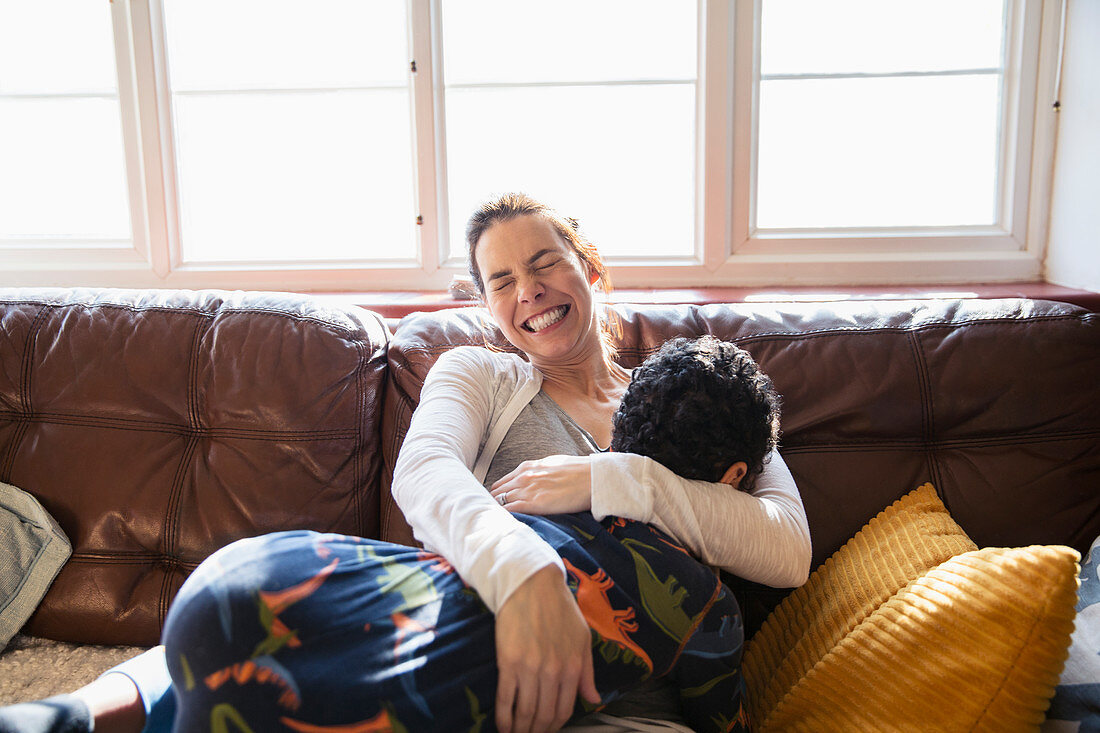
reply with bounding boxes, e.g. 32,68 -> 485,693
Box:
0,0 -> 1060,290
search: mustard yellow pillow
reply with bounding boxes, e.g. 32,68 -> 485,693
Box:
744,484 -> 1080,732
744,483 -> 977,719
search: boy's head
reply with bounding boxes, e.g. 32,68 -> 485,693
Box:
610,336 -> 780,491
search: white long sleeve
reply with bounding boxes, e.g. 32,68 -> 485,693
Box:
589,450 -> 812,588
391,347 -> 564,613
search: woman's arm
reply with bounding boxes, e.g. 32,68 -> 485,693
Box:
392,347 -> 567,612
393,347 -> 600,731
590,450 -> 811,588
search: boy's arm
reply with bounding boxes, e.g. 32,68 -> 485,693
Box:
589,450 -> 811,588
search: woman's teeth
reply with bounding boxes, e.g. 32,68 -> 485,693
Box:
524,305 -> 568,332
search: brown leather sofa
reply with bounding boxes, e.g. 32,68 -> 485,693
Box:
1,287 -> 1098,649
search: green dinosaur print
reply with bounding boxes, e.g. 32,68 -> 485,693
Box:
460,587 -> 489,611
178,652 -> 196,691
252,595 -> 301,659
251,557 -> 340,660
210,702 -> 256,733
569,522 -> 596,541
465,686 -> 487,733
361,545 -> 442,614
620,538 -> 697,642
681,670 -> 736,698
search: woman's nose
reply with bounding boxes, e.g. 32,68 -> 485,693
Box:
516,274 -> 544,303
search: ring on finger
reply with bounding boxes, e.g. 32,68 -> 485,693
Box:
498,491 -> 508,506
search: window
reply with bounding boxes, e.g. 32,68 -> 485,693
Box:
0,0 -> 1056,290
756,0 -> 1005,230
440,0 -> 697,262
162,0 -> 416,265
0,0 -> 131,255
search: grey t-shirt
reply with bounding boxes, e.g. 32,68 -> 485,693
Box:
484,390 -> 687,727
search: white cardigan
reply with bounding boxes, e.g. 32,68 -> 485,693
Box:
391,345 -> 812,613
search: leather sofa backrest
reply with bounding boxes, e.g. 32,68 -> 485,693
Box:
0,288 -> 390,645
380,299 -> 1100,577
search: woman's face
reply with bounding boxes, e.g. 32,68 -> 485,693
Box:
474,215 -> 601,365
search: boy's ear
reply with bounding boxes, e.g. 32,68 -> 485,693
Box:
719,462 -> 748,489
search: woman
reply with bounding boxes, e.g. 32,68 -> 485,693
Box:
390,193 -> 810,732
0,194 -> 810,733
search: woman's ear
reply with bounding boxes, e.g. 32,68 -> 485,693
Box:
719,462 -> 748,489
587,265 -> 601,287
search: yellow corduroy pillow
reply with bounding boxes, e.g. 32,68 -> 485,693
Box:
744,483 -> 1080,732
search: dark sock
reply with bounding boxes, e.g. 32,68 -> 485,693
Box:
0,694 -> 93,733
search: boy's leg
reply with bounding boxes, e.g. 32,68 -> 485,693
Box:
71,673 -> 149,733
670,583 -> 749,733
523,514 -> 747,731
162,530 -> 497,732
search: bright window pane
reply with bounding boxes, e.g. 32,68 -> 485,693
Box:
0,0 -> 129,241
163,0 -> 408,91
174,92 -> 415,262
443,0 -> 696,84
757,75 -> 999,229
0,98 -> 130,239
162,0 -> 415,262
446,85 -> 696,260
761,0 -> 1005,75
443,2 -> 697,260
0,0 -> 118,94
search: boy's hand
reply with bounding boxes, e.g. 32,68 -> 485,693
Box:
490,455 -> 593,514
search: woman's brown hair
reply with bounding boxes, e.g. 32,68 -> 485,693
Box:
464,192 -> 611,297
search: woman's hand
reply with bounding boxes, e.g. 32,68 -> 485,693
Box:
494,565 -> 601,733
490,455 -> 594,515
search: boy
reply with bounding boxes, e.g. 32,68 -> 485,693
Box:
165,336 -> 781,732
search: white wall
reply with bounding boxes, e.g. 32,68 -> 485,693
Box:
1044,0 -> 1100,292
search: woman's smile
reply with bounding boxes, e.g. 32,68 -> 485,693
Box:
522,304 -> 570,333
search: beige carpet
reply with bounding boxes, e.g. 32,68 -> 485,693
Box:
0,634 -> 147,705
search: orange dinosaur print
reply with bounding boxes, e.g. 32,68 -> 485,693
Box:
260,558 -> 339,614
205,660 -> 300,710
253,554 -> 338,655
252,557 -> 340,654
652,534 -> 692,557
279,708 -> 397,733
562,558 -> 653,672
391,611 -> 432,656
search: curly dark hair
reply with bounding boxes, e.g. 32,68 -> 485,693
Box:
610,336 -> 781,490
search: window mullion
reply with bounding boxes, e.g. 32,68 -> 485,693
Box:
727,0 -> 758,256
1017,0 -> 1057,257
121,0 -> 179,280
408,0 -> 445,275
700,0 -> 734,271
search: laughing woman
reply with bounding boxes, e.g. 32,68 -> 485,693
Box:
388,193 -> 810,732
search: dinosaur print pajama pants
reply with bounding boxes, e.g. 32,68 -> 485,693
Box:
161,513 -> 749,733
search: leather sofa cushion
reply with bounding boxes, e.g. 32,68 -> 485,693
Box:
0,289 -> 390,645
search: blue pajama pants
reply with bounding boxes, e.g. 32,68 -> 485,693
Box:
159,513 -> 748,732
